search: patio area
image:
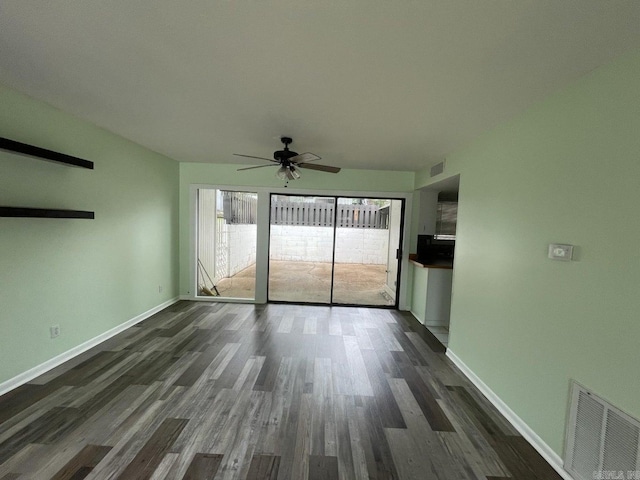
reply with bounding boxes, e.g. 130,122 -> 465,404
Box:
213,260 -> 394,306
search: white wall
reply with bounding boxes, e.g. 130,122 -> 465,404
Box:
226,224 -> 257,275
334,228 -> 389,264
197,190 -> 217,282
269,226 -> 333,262
200,222 -> 390,283
269,225 -> 389,264
198,216 -> 257,281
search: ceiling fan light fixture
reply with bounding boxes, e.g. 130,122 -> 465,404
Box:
285,167 -> 295,180
276,166 -> 289,180
290,166 -> 301,179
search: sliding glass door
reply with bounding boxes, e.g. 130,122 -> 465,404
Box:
332,198 -> 403,306
268,195 -> 335,303
267,194 -> 404,307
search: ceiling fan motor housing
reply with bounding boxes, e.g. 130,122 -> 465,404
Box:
274,137 -> 298,162
274,150 -> 299,162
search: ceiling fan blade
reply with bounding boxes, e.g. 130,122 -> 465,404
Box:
290,152 -> 321,164
297,163 -> 341,173
233,153 -> 279,163
237,164 -> 279,171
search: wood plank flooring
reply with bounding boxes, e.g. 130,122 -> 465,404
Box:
0,301 -> 561,479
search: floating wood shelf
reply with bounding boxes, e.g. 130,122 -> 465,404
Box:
1,137 -> 94,219
0,137 -> 94,169
0,207 -> 94,219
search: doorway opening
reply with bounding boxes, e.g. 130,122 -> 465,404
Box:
196,188 -> 258,300
413,175 -> 459,346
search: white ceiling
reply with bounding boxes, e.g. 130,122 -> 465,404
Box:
1,1 -> 640,172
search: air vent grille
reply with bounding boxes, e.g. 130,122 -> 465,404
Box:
430,161 -> 445,177
565,382 -> 640,479
603,410 -> 639,472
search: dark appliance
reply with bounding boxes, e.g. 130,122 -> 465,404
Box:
417,234 -> 455,265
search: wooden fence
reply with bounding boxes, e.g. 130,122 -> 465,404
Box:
222,192 -> 390,229
271,201 -> 389,229
222,191 -> 257,224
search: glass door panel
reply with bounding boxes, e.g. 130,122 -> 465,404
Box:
268,194 -> 335,303
197,189 -> 257,299
332,197 -> 403,306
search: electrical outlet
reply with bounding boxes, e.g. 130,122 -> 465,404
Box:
50,325 -> 60,338
158,285 -> 163,293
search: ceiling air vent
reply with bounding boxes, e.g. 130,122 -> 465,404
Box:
430,160 -> 445,177
565,381 -> 640,479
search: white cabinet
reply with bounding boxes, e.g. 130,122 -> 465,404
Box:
410,263 -> 453,327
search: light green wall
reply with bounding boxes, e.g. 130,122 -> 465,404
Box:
0,85 -> 179,385
416,48 -> 640,455
178,162 -> 415,295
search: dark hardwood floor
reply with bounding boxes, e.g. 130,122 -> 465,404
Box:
0,301 -> 561,479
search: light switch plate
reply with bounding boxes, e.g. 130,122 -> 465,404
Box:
548,244 -> 573,261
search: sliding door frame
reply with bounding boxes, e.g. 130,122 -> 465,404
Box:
267,193 -> 405,308
188,184 -> 413,309
331,195 -> 406,308
267,192 -> 337,305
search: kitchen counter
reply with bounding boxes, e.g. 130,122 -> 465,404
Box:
408,253 -> 453,270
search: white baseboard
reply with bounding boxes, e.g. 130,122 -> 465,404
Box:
0,297 -> 179,397
425,320 -> 449,327
445,349 -> 573,480
180,294 -> 261,304
409,310 -> 425,325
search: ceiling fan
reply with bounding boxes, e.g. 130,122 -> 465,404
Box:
234,137 -> 340,180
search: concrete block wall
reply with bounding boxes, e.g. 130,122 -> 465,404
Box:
270,226 -> 389,264
269,226 -> 334,262
224,224 -> 257,276
334,228 -> 389,264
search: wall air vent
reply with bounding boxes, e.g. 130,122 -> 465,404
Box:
565,381 -> 640,479
430,161 -> 445,177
